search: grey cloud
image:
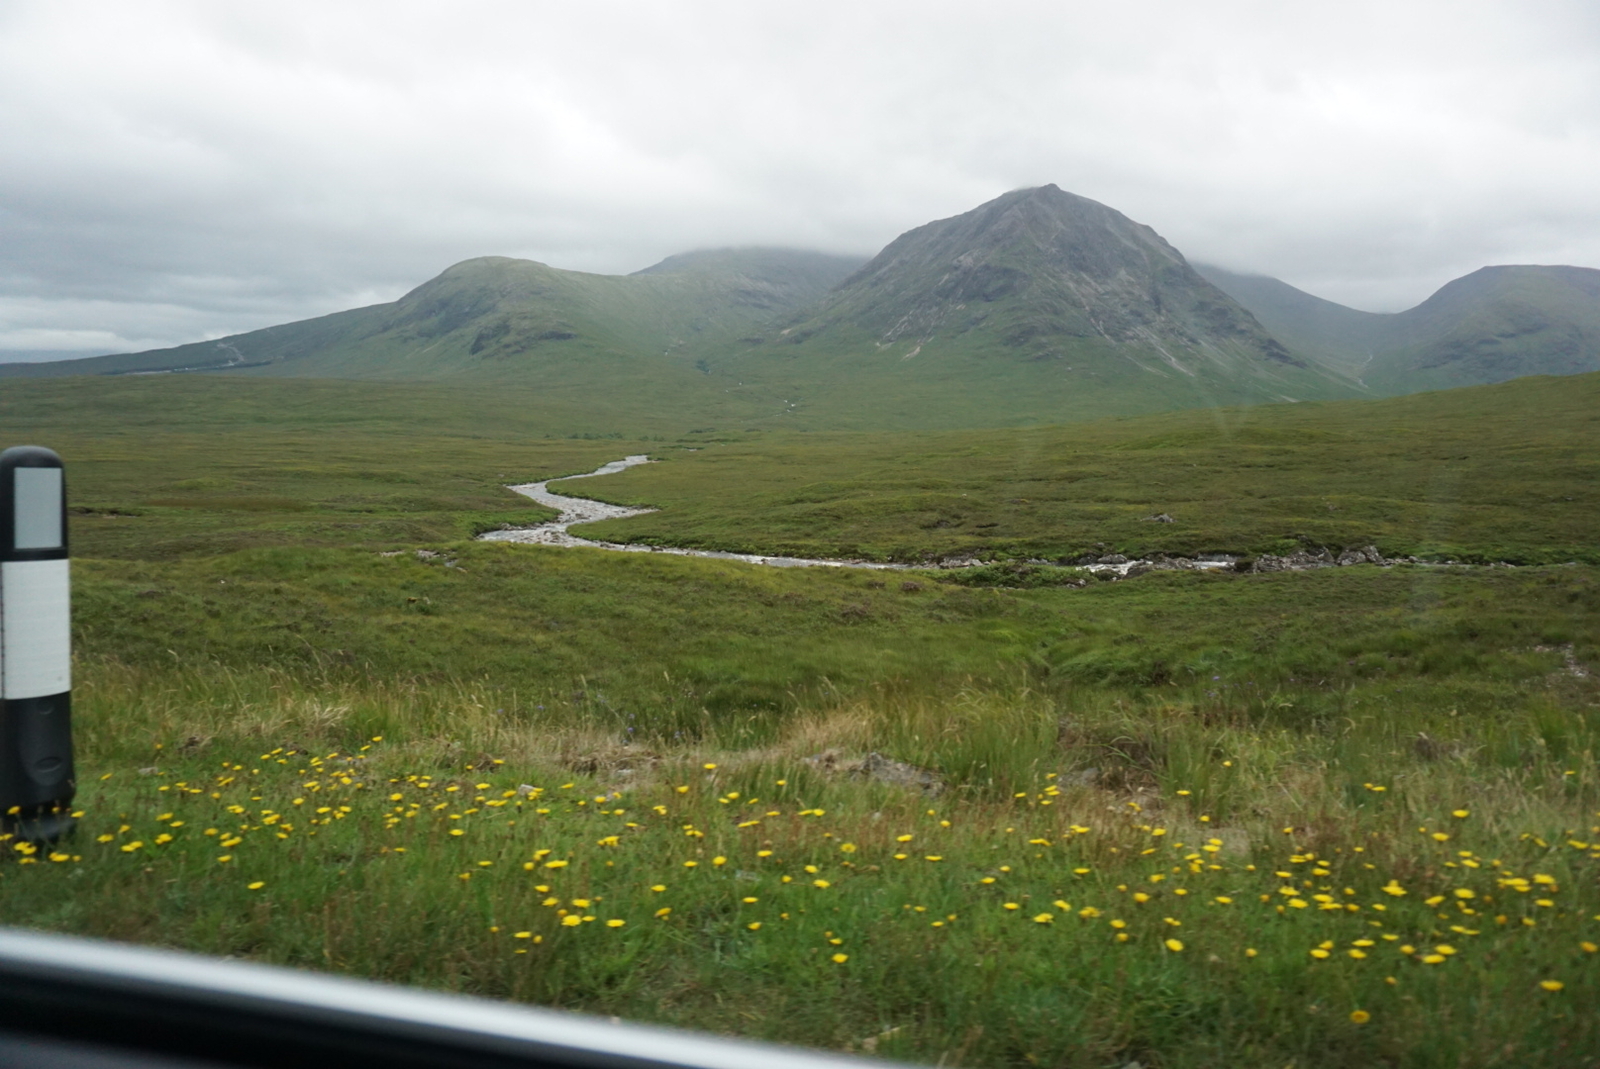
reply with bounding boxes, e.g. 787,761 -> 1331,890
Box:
2,0 -> 1598,354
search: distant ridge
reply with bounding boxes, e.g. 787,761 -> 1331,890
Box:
1196,262 -> 1600,393
0,248 -> 863,383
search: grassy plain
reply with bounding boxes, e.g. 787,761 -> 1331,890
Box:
565,372 -> 1600,566
0,376 -> 673,559
1,371 -> 1597,1067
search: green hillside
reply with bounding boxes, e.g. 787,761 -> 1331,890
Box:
1368,265 -> 1600,393
0,248 -> 864,385
1198,262 -> 1600,394
1193,263 -> 1389,378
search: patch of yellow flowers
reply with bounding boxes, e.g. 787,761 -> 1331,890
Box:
7,744 -> 1595,1014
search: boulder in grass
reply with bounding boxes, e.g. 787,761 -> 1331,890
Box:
805,749 -> 946,796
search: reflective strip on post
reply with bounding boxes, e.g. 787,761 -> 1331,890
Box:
0,561 -> 71,699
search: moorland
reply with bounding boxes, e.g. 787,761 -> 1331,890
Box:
0,367 -> 1597,1067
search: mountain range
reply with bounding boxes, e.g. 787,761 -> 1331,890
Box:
7,186 -> 1598,429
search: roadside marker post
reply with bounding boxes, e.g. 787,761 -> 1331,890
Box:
0,447 -> 75,843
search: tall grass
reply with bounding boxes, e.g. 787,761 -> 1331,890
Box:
10,648 -> 1596,1068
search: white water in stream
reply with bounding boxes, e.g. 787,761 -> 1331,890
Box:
479,456 -> 916,570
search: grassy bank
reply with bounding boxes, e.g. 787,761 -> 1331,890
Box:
69,543 -> 1600,730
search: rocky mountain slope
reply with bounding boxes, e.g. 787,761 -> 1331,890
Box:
710,186 -> 1359,426
782,185 -> 1302,369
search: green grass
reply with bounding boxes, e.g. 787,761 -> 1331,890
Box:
11,371 -> 1597,569
11,559 -> 1600,1067
0,376 -> 688,559
2,369 -> 1599,1065
68,545 -> 1600,718
567,372 -> 1600,565
29,548 -> 1600,1069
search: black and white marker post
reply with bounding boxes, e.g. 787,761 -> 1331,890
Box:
0,447 -> 75,843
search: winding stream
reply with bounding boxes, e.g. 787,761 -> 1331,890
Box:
477,456 -> 1518,578
478,456 -> 916,570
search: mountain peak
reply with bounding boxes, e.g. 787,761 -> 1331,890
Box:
791,185 -> 1306,383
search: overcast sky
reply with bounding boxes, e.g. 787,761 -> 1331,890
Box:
3,0 -> 1598,358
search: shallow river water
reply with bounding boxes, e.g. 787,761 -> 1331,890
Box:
478,457 -> 1510,579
